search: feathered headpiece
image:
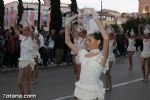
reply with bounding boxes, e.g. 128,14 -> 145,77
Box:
87,19 -> 99,35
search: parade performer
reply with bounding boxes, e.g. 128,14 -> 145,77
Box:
71,17 -> 87,80
31,28 -> 41,84
105,26 -> 116,91
13,17 -> 37,97
141,26 -> 150,82
127,29 -> 136,70
65,9 -> 109,100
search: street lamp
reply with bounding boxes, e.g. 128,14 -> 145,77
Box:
100,0 -> 103,21
37,0 -> 41,31
48,7 -> 51,33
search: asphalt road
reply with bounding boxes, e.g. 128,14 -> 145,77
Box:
0,52 -> 150,100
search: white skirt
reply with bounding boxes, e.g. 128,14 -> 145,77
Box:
74,81 -> 105,100
141,52 -> 150,58
19,59 -> 36,71
127,47 -> 136,51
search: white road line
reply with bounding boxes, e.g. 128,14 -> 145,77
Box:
112,78 -> 143,88
52,78 -> 145,100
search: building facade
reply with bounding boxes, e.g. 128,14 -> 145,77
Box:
139,0 -> 150,16
4,1 -> 70,29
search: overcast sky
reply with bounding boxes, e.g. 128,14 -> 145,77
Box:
4,0 -> 139,13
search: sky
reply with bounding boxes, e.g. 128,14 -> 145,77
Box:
4,0 -> 139,13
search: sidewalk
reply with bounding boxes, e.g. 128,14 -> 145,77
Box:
0,62 -> 73,74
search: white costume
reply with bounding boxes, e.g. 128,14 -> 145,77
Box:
141,39 -> 150,58
71,37 -> 86,64
74,49 -> 105,100
18,35 -> 36,70
75,37 -> 86,64
127,38 -> 136,51
107,40 -> 115,62
105,40 -> 115,67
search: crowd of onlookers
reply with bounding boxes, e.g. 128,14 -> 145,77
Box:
0,25 -> 72,69
0,25 -> 144,69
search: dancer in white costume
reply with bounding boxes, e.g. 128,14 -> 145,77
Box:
141,26 -> 150,82
71,19 -> 86,80
127,29 -> 136,70
105,26 -> 116,91
65,9 -> 109,100
31,28 -> 41,84
13,17 -> 38,97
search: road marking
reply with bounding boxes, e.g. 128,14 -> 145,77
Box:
52,78 -> 145,100
112,78 -> 143,88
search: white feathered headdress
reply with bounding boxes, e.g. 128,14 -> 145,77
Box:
87,19 -> 99,34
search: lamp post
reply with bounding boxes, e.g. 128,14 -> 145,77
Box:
48,7 -> 51,33
37,0 -> 41,31
100,1 -> 103,21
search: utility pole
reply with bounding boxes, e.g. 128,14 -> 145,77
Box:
37,0 -> 41,31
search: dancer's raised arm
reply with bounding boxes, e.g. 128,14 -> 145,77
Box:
92,9 -> 109,65
13,16 -> 20,36
65,14 -> 79,54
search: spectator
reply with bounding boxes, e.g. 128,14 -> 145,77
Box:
0,28 -> 5,69
54,29 -> 65,66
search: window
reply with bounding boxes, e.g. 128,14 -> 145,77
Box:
144,6 -> 149,13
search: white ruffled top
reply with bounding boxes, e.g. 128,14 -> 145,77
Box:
74,49 -> 105,100
141,39 -> 150,58
128,38 -> 135,48
108,40 -> 115,58
19,34 -> 35,61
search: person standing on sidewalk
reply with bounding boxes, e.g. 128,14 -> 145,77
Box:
48,29 -> 55,64
65,9 -> 109,100
54,29 -> 65,66
0,28 -> 5,69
